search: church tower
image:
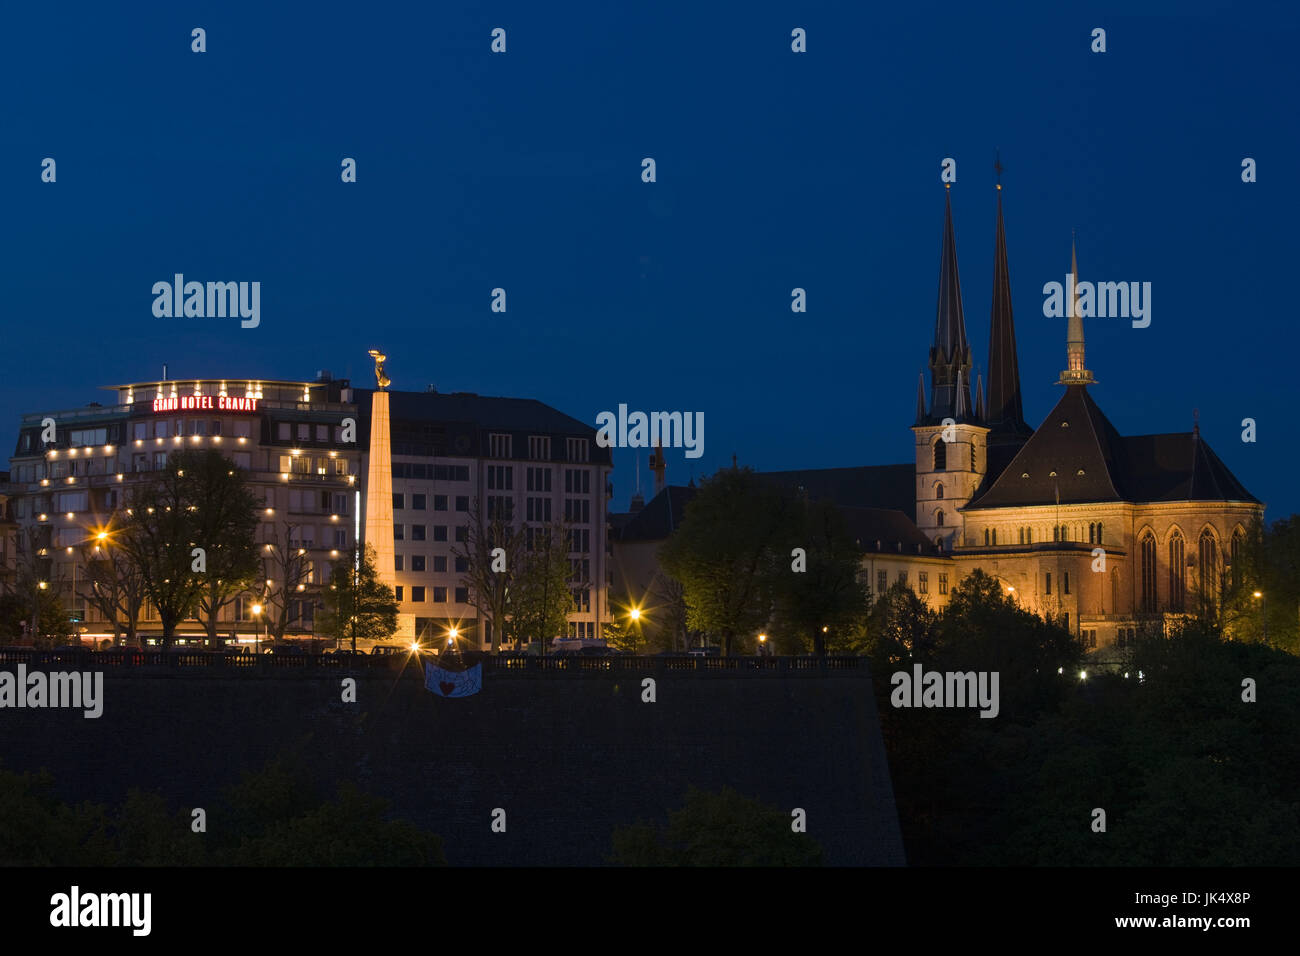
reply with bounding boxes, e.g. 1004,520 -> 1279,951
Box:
985,179 -> 1033,446
913,187 -> 989,551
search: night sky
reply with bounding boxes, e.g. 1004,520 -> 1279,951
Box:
2,2 -> 1295,515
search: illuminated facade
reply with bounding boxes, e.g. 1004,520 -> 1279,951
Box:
5,371 -> 612,648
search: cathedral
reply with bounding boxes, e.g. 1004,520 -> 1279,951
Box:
613,180 -> 1263,654
913,182 -> 1262,649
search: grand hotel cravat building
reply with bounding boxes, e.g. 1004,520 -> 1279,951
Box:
2,371 -> 611,647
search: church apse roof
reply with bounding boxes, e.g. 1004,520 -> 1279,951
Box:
965,386 -> 1258,510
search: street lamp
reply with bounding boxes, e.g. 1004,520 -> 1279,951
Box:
1253,590 -> 1268,644
758,633 -> 768,656
627,605 -> 644,653
251,603 -> 264,655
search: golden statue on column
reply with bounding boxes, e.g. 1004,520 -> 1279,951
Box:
368,349 -> 390,389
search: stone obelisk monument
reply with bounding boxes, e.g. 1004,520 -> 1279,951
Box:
363,349 -> 413,639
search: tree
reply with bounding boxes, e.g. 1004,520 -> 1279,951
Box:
770,496 -> 868,655
658,466 -> 794,655
118,452 -> 213,647
610,786 -> 823,866
185,453 -> 261,647
77,535 -> 147,646
4,524 -> 72,647
453,497 -> 525,653
508,521 -> 574,651
259,519 -> 319,643
315,544 -> 398,652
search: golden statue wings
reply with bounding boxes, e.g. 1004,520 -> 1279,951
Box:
368,349 -> 390,389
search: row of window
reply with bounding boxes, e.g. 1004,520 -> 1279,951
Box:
487,435 -> 592,462
395,585 -> 469,604
1139,529 -> 1241,612
874,569 -> 949,596
392,463 -> 471,481
394,525 -> 467,543
393,493 -> 468,512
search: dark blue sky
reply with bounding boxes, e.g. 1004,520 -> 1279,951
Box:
2,2 -> 1295,516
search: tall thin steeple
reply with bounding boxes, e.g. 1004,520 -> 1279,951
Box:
927,187 -> 973,421
1058,237 -> 1096,386
986,176 -> 1032,439
914,372 -> 927,425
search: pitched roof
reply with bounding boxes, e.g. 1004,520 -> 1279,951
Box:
759,464 -> 917,521
616,485 -> 697,542
839,507 -> 941,555
967,386 -> 1259,509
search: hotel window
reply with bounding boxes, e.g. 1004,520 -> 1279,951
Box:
133,423 -> 148,441
315,425 -> 329,441
489,434 -> 512,458
395,555 -> 404,572
1046,572 -> 1052,595
455,587 -> 469,604
333,458 -> 348,475
411,555 -> 426,572
333,493 -> 350,514
412,494 -> 426,510
395,586 -> 403,601
393,493 -> 404,510
277,423 -> 291,440
153,452 -> 168,470
292,456 -> 310,474
1169,532 -> 1186,611
939,572 -> 949,595
411,586 -> 425,603
528,436 -> 551,460
919,571 -> 929,594
155,420 -> 170,438
412,525 -> 426,541
434,526 -> 447,541
455,496 -> 469,512
527,467 -> 552,492
394,525 -> 404,540
433,556 -> 448,572
234,421 -> 251,438
133,454 -> 148,472
297,424 -> 310,440
433,587 -> 448,603
566,438 -> 589,462
564,469 -> 591,494
877,570 -> 887,595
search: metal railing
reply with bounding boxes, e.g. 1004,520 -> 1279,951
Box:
0,647 -> 869,676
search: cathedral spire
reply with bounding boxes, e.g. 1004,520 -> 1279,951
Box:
986,181 -> 1031,438
927,187 -> 973,421
1058,237 -> 1096,386
915,371 -> 927,425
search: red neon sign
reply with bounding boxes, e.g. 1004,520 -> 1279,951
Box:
151,395 -> 259,413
